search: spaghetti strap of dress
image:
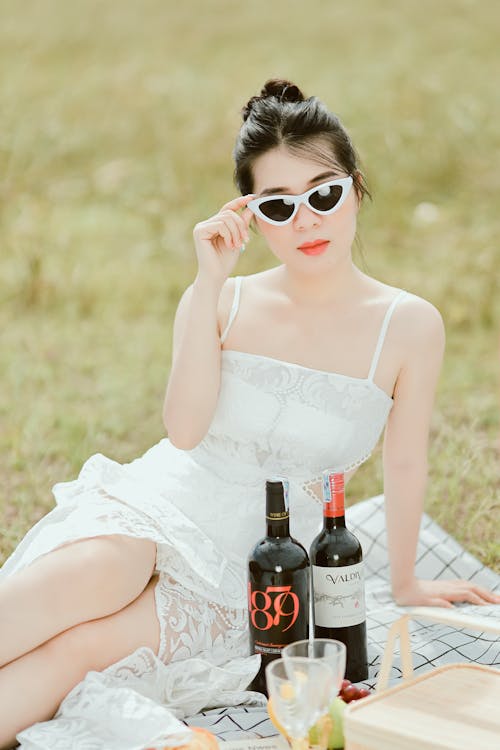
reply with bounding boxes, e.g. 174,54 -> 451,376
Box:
220,275 -> 242,344
367,289 -> 408,382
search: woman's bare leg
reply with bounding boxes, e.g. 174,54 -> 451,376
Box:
0,574 -> 161,750
0,534 -> 157,668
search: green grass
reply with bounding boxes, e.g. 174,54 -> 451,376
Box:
1,0 -> 499,571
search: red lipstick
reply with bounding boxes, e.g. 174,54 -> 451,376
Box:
298,239 -> 330,256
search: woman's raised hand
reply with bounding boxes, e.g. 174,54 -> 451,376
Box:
193,194 -> 255,285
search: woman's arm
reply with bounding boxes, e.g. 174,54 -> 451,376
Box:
383,297 -> 500,607
163,194 -> 254,449
163,275 -> 225,449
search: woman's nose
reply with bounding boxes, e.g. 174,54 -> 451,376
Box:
293,201 -> 321,230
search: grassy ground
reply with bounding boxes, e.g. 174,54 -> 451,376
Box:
1,0 -> 499,570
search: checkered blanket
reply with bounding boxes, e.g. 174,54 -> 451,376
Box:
184,495 -> 500,740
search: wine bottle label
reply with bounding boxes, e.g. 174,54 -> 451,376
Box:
312,562 -> 365,627
248,583 -> 300,636
247,578 -> 308,656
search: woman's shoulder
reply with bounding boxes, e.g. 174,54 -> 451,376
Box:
359,276 -> 443,327
216,277 -> 237,339
394,288 -> 444,337
217,270 -> 275,321
384,286 -> 445,362
365,281 -> 446,392
357,276 -> 445,359
217,269 -> 292,341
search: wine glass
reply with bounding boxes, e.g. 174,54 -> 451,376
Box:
282,639 -> 346,749
283,638 -> 346,700
266,656 -> 333,750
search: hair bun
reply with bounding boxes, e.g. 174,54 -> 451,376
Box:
260,78 -> 305,103
241,78 -> 306,121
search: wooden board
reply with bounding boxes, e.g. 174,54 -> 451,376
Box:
344,663 -> 500,750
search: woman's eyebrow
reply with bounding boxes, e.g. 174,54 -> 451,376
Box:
258,170 -> 340,197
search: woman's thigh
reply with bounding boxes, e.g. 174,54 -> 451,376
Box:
0,577 -> 162,746
45,533 -> 158,605
0,534 -> 158,670
26,533 -> 158,621
64,573 -> 162,672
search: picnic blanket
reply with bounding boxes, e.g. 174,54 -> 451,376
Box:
15,495 -> 500,749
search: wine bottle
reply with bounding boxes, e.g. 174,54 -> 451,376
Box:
310,470 -> 368,682
247,477 -> 310,695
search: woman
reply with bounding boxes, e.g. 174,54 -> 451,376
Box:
1,79 -> 498,749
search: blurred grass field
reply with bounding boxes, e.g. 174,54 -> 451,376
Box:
1,0 -> 499,571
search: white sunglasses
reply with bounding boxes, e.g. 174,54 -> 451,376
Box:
247,176 -> 353,226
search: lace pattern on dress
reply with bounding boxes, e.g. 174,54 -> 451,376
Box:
196,351 -> 393,483
301,450 -> 375,504
154,574 -> 248,666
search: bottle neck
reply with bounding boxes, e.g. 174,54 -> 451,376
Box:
324,514 -> 346,530
322,472 -> 346,530
267,518 -> 290,538
265,478 -> 290,539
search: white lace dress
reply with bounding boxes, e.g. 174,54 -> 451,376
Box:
3,279 -> 498,749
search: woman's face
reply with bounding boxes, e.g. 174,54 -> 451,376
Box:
250,145 -> 359,274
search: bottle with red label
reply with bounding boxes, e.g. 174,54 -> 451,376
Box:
247,477 -> 310,695
310,470 -> 368,682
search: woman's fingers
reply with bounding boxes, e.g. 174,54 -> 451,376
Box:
448,580 -> 500,604
220,195 -> 255,238
218,210 -> 249,247
195,196 -> 254,252
468,585 -> 500,604
192,193 -> 255,283
196,216 -> 242,252
220,193 -> 256,213
212,216 -> 239,250
198,220 -> 233,249
240,206 -> 254,228
396,578 -> 500,608
447,590 -> 487,606
440,581 -> 500,605
428,598 -> 454,608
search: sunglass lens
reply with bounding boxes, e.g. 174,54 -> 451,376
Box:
258,198 -> 295,223
309,184 -> 343,212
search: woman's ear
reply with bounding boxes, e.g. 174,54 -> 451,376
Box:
353,170 -> 363,207
352,168 -> 371,207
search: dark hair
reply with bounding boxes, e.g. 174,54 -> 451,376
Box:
233,78 -> 370,203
